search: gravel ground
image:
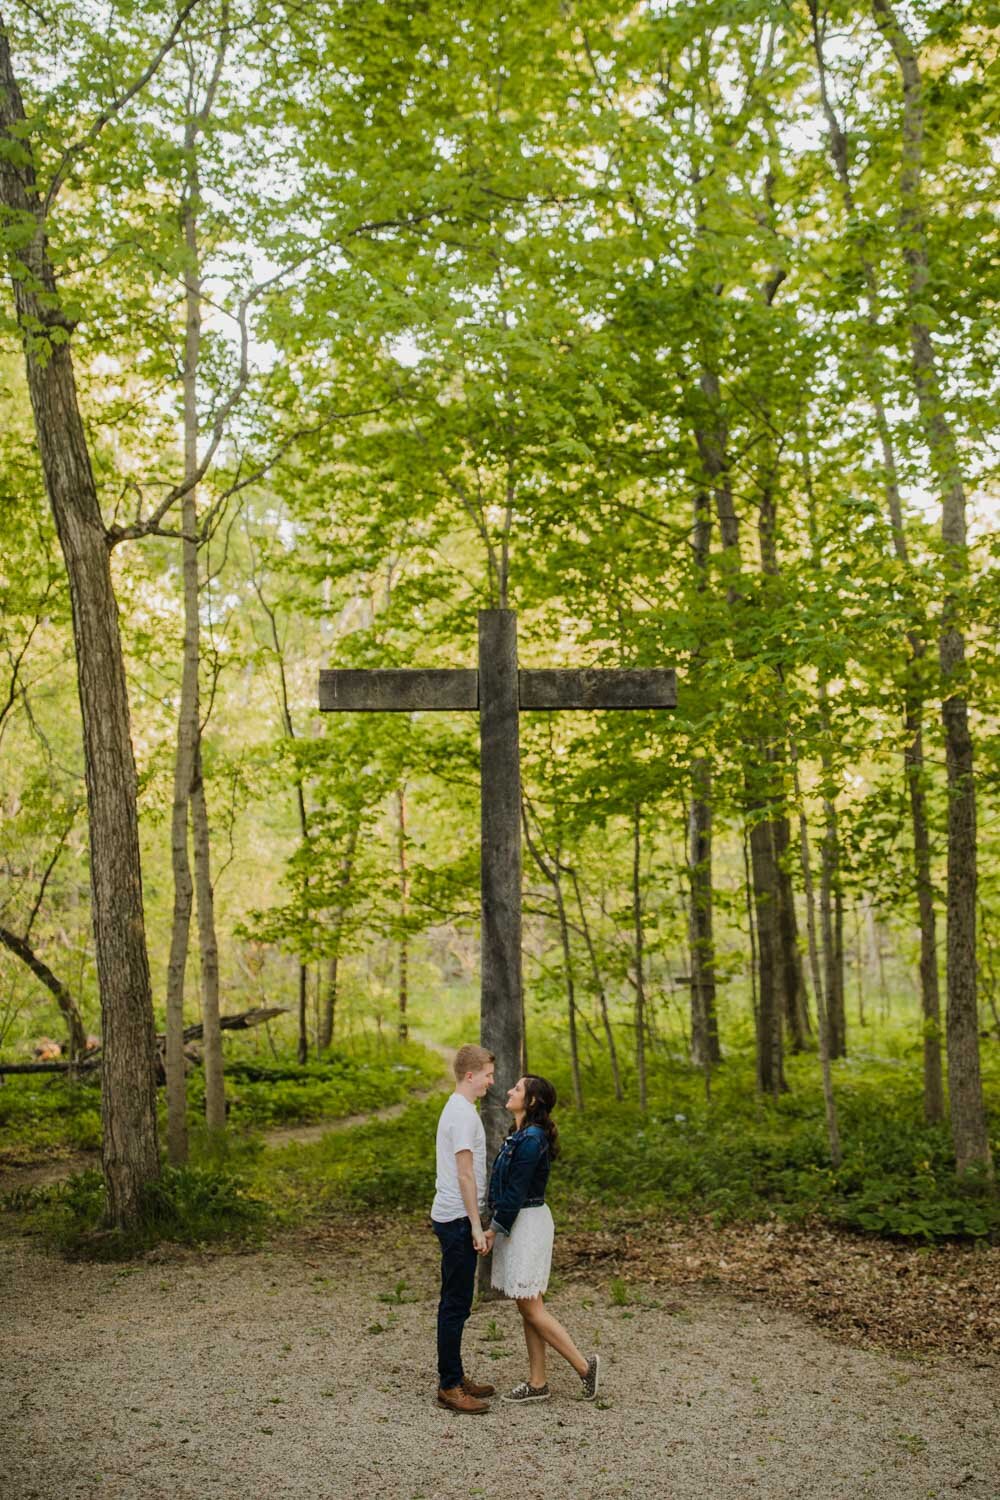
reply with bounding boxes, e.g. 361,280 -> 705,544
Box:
2,1226 -> 998,1500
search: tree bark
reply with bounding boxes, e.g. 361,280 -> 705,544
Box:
872,0 -> 990,1175
811,0 -> 943,1123
569,868 -> 623,1101
687,488 -> 721,1069
696,368 -> 790,1089
319,822 -> 359,1052
522,807 -> 583,1111
748,813 -> 786,1097
191,744 -> 224,1128
789,748 -> 842,1165
0,26 -> 160,1227
397,786 -> 409,1043
688,760 -> 720,1067
632,803 -> 647,1111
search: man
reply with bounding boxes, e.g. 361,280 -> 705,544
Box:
430,1043 -> 496,1413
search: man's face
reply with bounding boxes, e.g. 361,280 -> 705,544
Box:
468,1064 -> 494,1099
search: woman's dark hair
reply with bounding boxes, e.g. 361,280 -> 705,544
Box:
520,1074 -> 559,1161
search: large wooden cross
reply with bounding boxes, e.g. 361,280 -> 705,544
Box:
319,609 -> 676,1151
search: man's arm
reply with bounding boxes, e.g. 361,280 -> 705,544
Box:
455,1149 -> 487,1252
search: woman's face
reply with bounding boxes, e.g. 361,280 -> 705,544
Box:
505,1077 -> 527,1114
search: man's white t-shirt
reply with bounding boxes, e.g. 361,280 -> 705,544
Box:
431,1092 -> 487,1223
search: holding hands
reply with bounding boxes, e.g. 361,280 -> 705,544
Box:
473,1225 -> 495,1255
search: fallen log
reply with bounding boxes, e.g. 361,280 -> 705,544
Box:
170,1006 -> 288,1046
0,1007 -> 289,1076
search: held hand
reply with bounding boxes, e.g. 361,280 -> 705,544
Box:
483,1229 -> 496,1254
472,1225 -> 487,1254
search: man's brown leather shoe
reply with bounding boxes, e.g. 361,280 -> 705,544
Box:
461,1375 -> 496,1398
437,1384 -> 489,1414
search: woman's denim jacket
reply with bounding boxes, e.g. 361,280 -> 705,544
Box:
487,1124 -> 550,1237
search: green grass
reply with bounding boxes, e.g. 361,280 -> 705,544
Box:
0,1035 -> 444,1163
251,1019 -> 1000,1243
7,1000 -> 999,1254
25,1160 -> 277,1261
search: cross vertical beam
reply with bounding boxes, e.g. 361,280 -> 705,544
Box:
477,610 -> 523,1151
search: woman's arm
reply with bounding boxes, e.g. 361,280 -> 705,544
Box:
488,1132 -> 544,1237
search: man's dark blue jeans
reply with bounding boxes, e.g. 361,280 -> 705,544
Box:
432,1215 -> 477,1390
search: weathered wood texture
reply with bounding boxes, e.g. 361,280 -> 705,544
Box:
477,611 -> 523,1162
519,668 -> 676,710
319,669 -> 478,712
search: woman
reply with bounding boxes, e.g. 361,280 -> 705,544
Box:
484,1074 -> 600,1404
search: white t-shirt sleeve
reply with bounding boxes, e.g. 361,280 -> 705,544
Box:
450,1108 -> 482,1157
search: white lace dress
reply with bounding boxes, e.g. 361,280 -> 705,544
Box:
491,1204 -> 554,1299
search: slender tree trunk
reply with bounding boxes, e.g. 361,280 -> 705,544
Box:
688,762 -> 720,1067
743,828 -> 759,1032
319,823 -> 358,1052
788,751 -> 842,1164
0,30 -> 160,1227
907,711 -> 944,1121
790,746 -> 825,1023
569,869 -> 623,1101
756,476 -> 809,1054
322,954 -> 340,1052
251,570 -> 310,1062
397,786 -> 409,1043
522,807 -> 583,1110
697,370 -> 790,1090
872,0 -> 990,1178
555,870 -> 583,1112
812,0 -> 945,1123
748,814 -> 785,1098
687,488 -> 721,1069
774,814 -> 810,1050
191,745 -> 224,1128
632,803 -> 647,1112
815,681 -> 847,1059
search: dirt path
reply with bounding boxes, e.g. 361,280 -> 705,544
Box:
2,1223 -> 997,1500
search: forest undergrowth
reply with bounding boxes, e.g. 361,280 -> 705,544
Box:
3,997 -> 998,1272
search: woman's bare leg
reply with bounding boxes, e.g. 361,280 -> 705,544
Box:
521,1314 -> 547,1387
516,1295 -> 588,1377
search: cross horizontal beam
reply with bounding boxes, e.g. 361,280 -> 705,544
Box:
318,667 -> 676,713
318,669 -> 478,712
519,668 -> 676,710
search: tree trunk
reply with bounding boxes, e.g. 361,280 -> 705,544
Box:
322,953 -> 340,1052
774,813 -> 810,1051
397,786 -> 409,1043
191,744 -> 224,1128
569,869 -> 623,1102
522,807 -> 583,1110
632,803 -> 647,1111
319,823 -> 358,1052
0,30 -> 160,1227
162,179 -> 204,1163
687,488 -> 721,1069
906,709 -> 944,1122
554,867 -> 583,1112
812,8 -> 944,1121
790,745 -> 825,1028
872,0 -> 991,1178
688,760 -> 721,1067
743,828 -> 759,1032
748,813 -> 786,1097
